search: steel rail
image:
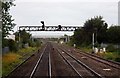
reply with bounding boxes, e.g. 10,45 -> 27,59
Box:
29,45 -> 47,78
79,51 -> 120,69
49,50 -> 52,78
57,49 -> 83,78
5,47 -> 42,78
58,47 -> 104,78
66,51 -> 103,78
61,45 -> 120,70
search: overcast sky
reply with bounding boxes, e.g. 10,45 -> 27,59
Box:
10,0 -> 119,38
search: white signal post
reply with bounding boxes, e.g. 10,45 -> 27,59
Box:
92,33 -> 95,52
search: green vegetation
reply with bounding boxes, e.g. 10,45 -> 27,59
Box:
105,44 -> 120,62
69,16 -> 120,62
71,16 -> 120,46
75,46 -> 120,62
1,0 -> 17,51
77,47 -> 92,53
14,29 -> 31,45
1,1 -> 42,76
107,26 -> 120,44
97,51 -> 120,62
2,29 -> 42,52
3,39 -> 18,51
14,29 -> 42,49
103,52 -> 119,60
2,0 -> 16,39
2,47 -> 38,77
71,16 -> 108,46
2,31 -> 41,76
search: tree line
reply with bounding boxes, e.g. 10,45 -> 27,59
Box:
1,0 -> 15,48
1,0 -> 120,52
1,0 -> 41,52
71,16 -> 120,47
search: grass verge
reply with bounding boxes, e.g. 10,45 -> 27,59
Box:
78,47 -> 120,62
2,47 -> 39,77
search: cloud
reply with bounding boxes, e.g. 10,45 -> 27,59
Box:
10,2 -> 117,25
10,1 -> 118,37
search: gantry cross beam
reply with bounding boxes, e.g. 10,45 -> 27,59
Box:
19,25 -> 81,31
19,21 -> 81,31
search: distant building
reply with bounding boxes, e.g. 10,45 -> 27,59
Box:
119,1 -> 120,25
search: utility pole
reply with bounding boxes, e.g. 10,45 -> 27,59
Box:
18,27 -> 20,42
18,28 -> 21,48
92,33 -> 95,52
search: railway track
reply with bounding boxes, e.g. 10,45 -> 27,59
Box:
57,44 -> 120,77
63,45 -> 120,69
5,42 -> 120,78
50,44 -> 80,76
6,43 -> 52,78
30,43 -> 52,78
29,44 -> 47,78
5,44 -> 47,78
54,45 -> 103,78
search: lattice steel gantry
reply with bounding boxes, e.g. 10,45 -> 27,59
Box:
19,21 -> 81,31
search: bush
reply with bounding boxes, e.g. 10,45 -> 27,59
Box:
2,47 -> 38,76
115,57 -> 120,62
29,41 -> 36,47
2,39 -> 9,48
106,44 -> 116,52
106,57 -> 113,60
29,39 -> 41,47
34,39 -> 41,47
2,39 -> 18,51
8,39 -> 18,51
